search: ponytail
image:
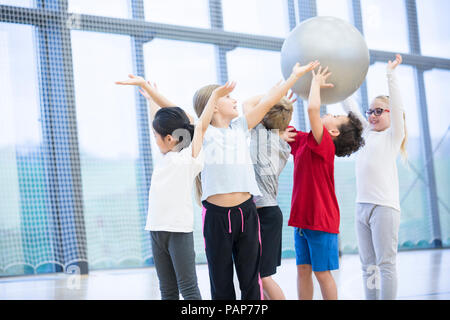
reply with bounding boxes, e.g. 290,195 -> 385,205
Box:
194,173 -> 202,207
182,122 -> 195,145
399,112 -> 408,164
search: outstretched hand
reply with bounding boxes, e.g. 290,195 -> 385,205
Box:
387,54 -> 402,71
138,81 -> 158,100
212,81 -> 236,99
280,126 -> 297,143
195,81 -> 237,152
292,61 -> 321,78
311,66 -> 334,89
292,60 -> 320,78
115,74 -> 147,87
285,91 -> 297,104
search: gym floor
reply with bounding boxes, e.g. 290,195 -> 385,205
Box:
1,249 -> 449,300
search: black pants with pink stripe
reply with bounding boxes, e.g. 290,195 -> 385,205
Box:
202,196 -> 262,300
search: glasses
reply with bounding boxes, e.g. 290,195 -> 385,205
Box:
366,108 -> 390,116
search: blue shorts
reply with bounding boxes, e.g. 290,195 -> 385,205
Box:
294,228 -> 339,272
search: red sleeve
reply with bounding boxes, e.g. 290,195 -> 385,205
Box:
306,126 -> 335,161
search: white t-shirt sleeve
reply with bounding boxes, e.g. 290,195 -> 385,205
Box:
178,144 -> 204,178
152,148 -> 164,168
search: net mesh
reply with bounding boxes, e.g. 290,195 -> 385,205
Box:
0,0 -> 448,276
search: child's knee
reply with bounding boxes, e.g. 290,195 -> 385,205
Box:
297,264 -> 312,276
261,276 -> 272,284
313,270 -> 333,282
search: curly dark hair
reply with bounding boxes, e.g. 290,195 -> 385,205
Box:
333,112 -> 365,157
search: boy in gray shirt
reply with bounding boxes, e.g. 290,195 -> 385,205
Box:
245,96 -> 296,300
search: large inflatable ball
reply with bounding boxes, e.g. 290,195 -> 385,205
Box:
281,16 -> 370,104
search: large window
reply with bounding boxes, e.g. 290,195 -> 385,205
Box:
143,39 -> 217,122
222,0 -> 290,37
416,0 -> 450,59
0,0 -> 33,7
143,0 -> 210,28
227,48 -> 282,105
316,0 -> 351,22
424,69 -> 450,246
1,0 -> 449,277
71,30 -> 148,269
0,23 -> 50,276
68,0 -> 131,19
361,0 -> 409,53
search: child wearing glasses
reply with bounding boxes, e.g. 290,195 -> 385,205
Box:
342,54 -> 408,300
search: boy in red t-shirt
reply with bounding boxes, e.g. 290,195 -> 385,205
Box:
284,66 -> 364,300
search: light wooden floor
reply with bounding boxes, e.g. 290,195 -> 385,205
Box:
1,249 -> 449,300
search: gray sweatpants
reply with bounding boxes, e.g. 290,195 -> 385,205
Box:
150,231 -> 202,300
355,203 -> 400,300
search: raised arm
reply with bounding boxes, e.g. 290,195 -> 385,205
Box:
115,74 -> 194,123
243,91 -> 297,116
245,61 -> 320,130
242,94 -> 264,114
386,54 -> 405,147
308,66 -> 334,144
191,81 -> 236,158
342,97 -> 369,130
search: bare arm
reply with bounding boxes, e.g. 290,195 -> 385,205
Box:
243,91 -> 297,117
145,95 -> 162,121
242,94 -> 264,114
386,54 -> 405,147
115,74 -> 194,123
308,66 -> 334,144
137,82 -> 178,121
140,82 -> 176,106
191,82 -> 236,158
245,61 -> 320,130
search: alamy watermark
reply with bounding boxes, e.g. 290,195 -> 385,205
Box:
171,127 -> 286,176
66,13 -> 82,29
66,264 -> 81,290
366,265 -> 381,290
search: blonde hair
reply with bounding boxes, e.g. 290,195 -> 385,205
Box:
375,95 -> 408,163
192,84 -> 221,205
193,84 -> 220,118
262,97 -> 294,131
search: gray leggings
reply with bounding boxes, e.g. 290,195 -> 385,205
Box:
150,231 -> 202,300
355,203 -> 400,300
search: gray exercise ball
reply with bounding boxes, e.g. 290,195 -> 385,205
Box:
281,16 -> 369,104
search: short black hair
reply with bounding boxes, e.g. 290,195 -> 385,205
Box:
152,107 -> 194,150
333,112 -> 365,157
